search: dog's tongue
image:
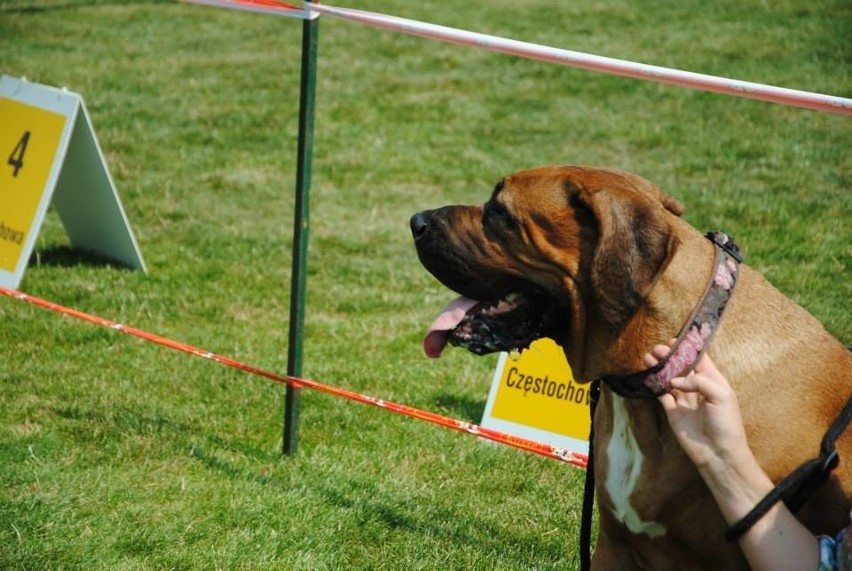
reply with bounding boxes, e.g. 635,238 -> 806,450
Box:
423,296 -> 478,358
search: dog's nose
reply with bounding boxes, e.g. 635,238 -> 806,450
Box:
410,210 -> 432,239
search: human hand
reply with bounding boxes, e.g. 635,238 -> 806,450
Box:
646,346 -> 821,571
645,345 -> 752,471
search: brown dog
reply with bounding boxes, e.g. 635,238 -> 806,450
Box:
410,165 -> 852,570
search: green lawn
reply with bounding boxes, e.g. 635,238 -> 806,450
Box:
0,0 -> 849,568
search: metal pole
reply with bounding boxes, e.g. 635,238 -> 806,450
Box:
284,15 -> 319,456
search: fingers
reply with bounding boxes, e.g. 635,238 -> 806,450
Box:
643,351 -> 660,367
645,343 -> 735,409
657,391 -> 678,413
658,383 -> 702,416
693,351 -> 722,378
644,343 -> 725,384
670,358 -> 734,404
643,342 -> 676,367
669,374 -> 700,392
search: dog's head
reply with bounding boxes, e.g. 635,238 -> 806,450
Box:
411,165 -> 684,362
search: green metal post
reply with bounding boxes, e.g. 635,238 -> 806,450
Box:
284,15 -> 319,456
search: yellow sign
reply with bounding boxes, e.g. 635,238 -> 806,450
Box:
0,98 -> 66,272
0,75 -> 146,289
482,337 -> 591,453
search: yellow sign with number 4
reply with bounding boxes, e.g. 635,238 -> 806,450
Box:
0,98 -> 66,272
0,75 -> 146,288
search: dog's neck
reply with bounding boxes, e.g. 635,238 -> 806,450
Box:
593,225 -> 723,505
603,231 -> 741,398
577,222 -> 717,385
626,225 -> 718,374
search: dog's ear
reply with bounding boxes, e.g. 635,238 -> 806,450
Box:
582,185 -> 680,325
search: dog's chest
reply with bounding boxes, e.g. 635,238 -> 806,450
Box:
603,396 -> 666,538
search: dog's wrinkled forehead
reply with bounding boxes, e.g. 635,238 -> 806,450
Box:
493,166 -> 684,219
490,169 -> 573,216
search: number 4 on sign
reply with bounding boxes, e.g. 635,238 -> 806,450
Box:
0,75 -> 146,289
7,131 -> 30,177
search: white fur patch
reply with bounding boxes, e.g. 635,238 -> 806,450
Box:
604,395 -> 666,538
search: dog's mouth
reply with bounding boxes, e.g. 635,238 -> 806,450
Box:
423,289 -> 558,358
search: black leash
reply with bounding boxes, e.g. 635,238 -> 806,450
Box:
726,392 -> 852,542
579,380 -> 601,571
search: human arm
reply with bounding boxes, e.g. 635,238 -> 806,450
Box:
646,346 -> 820,571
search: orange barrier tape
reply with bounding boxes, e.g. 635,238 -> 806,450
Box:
0,286 -> 587,468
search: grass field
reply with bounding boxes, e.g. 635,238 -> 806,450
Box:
0,0 -> 849,568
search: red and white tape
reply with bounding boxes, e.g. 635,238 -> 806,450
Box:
178,0 -> 851,114
303,2 -> 852,115
180,0 -> 317,19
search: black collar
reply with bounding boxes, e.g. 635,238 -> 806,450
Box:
597,231 -> 742,399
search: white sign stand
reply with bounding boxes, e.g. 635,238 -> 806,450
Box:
0,74 -> 146,289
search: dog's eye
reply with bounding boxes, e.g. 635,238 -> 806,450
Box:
485,200 -> 513,226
